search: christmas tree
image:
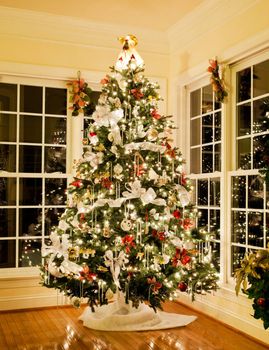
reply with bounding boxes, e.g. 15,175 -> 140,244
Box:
41,35 -> 218,324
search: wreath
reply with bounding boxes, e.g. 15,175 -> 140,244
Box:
67,71 -> 92,116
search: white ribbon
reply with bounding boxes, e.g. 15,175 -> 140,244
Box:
82,150 -> 104,168
94,197 -> 126,208
104,250 -> 129,287
92,107 -> 123,128
125,142 -> 166,153
175,184 -> 191,207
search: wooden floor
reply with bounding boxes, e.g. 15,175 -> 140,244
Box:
0,302 -> 268,350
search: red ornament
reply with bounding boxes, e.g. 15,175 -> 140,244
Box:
131,88 -> 144,100
172,248 -> 191,267
100,75 -> 109,85
70,180 -> 82,188
257,298 -> 265,307
122,234 -> 136,253
101,177 -> 112,189
183,218 -> 194,230
173,210 -> 181,219
79,265 -> 96,282
178,282 -> 187,292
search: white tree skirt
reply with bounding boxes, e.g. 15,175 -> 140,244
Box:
79,297 -> 197,331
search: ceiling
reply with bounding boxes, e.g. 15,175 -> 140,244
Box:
0,0 -> 204,31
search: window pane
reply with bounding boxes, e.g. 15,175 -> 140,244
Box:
266,213 -> 269,247
253,59 -> 269,97
197,209 -> 208,231
253,135 -> 267,169
190,118 -> 200,146
19,208 -> 42,236
210,209 -> 220,240
232,176 -> 246,208
19,115 -> 42,143
0,113 -> 17,141
248,175 -> 264,209
211,242 -> 220,272
231,211 -> 246,244
253,98 -> 269,133
20,85 -> 42,113
0,209 -> 16,237
202,114 -> 213,144
202,84 -> 213,114
237,68 -> 251,102
45,87 -> 67,115
202,145 -> 213,173
198,179 -> 208,205
19,178 -> 42,205
45,208 -> 65,235
0,83 -> 17,112
237,138 -> 251,169
237,103 -> 251,136
19,238 -> 41,267
45,147 -> 66,173
231,246 -> 246,274
45,117 -> 66,144
19,145 -> 42,173
248,212 -> 263,247
214,143 -> 221,172
214,112 -> 221,141
0,145 -> 16,172
0,240 -> 16,267
0,177 -> 16,205
190,89 -> 200,117
45,178 -> 67,205
84,91 -> 101,116
190,148 -> 200,173
210,178 -> 220,206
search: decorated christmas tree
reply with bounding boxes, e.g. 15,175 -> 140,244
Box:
41,35 -> 218,330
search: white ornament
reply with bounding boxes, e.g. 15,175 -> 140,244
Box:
114,163 -> 123,175
121,218 -> 133,231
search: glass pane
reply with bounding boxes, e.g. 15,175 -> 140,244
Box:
19,145 -> 42,173
231,246 -> 246,274
197,179 -> 208,205
237,138 -> 251,170
248,212 -> 263,247
248,175 -> 264,209
214,99 -> 221,111
20,85 -> 42,113
84,118 -> 92,131
202,145 -> 213,173
19,239 -> 41,267
253,135 -> 267,169
232,176 -> 246,208
0,145 -> 16,172
45,178 -> 67,205
45,87 -> 67,115
0,240 -> 16,268
45,208 -> 65,235
0,113 -> 17,141
0,209 -> 16,237
202,84 -> 213,114
45,117 -> 66,144
211,241 -> 220,272
19,208 -> 42,236
190,148 -> 200,174
0,177 -> 16,205
202,114 -> 213,144
19,115 -> 42,143
197,209 -> 208,231
190,89 -> 201,117
253,59 -> 269,97
237,68 -> 251,102
0,83 -> 17,112
210,178 -> 220,206
231,211 -> 246,244
190,118 -> 200,146
214,112 -> 221,141
253,98 -> 269,133
44,146 -> 66,173
214,143 -> 221,172
209,209 -> 220,240
237,103 -> 251,136
84,91 -> 101,116
19,178 -> 42,205
266,213 -> 269,247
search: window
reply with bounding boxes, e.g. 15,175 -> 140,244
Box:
0,78 -> 68,269
189,84 -> 222,272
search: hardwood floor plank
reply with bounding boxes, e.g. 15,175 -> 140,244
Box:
0,302 -> 268,350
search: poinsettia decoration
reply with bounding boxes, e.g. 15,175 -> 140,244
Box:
67,71 -> 92,116
207,58 -> 228,103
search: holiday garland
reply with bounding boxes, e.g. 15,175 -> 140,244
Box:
207,58 -> 228,103
67,71 -> 92,116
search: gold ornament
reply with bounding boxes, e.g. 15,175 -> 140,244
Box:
103,226 -> 111,238
147,129 -> 158,141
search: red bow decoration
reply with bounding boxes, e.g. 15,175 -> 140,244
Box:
152,229 -> 166,241
183,218 -> 194,231
70,180 -> 82,188
100,75 -> 110,85
79,265 -> 97,282
122,235 -> 136,253
147,277 -> 162,293
172,248 -> 191,267
150,109 -> 161,120
101,177 -> 112,189
131,88 -> 144,100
